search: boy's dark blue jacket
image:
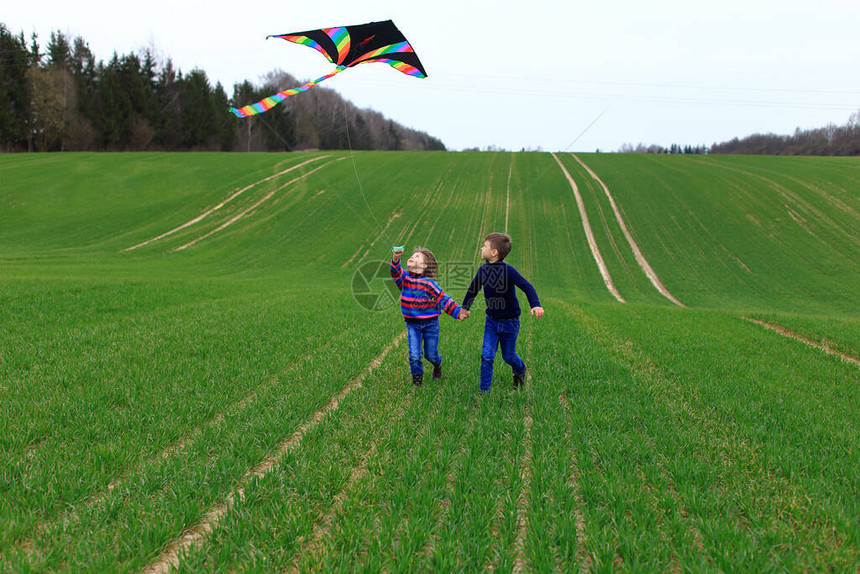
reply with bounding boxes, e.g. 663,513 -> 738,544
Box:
462,261 -> 541,319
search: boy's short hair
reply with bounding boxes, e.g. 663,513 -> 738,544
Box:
414,247 -> 438,278
485,232 -> 512,260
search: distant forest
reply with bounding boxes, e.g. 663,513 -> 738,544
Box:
0,24 -> 446,153
619,110 -> 860,156
708,113 -> 860,155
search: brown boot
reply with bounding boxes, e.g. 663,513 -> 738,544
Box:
432,363 -> 442,380
412,373 -> 423,386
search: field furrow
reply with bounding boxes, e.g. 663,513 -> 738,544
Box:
573,153 -> 686,307
553,153 -> 625,303
174,158 -> 344,252
123,156 -> 330,252
142,331 -> 404,573
746,317 -> 860,367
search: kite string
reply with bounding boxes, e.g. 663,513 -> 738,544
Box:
342,99 -> 396,247
471,107 -> 609,253
561,107 -> 609,152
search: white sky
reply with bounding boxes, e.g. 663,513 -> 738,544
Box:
5,0 -> 860,151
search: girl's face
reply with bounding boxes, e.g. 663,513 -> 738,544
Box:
407,251 -> 428,274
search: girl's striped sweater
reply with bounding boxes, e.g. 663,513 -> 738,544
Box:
390,259 -> 462,322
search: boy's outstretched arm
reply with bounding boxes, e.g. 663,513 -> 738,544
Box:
510,267 -> 543,318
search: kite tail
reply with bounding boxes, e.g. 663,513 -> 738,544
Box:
230,66 -> 347,118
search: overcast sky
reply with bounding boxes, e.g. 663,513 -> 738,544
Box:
5,0 -> 860,151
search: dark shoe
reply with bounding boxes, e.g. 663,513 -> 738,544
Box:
432,363 -> 442,380
513,368 -> 527,389
412,373 -> 423,387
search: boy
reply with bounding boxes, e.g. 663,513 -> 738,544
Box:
462,233 -> 544,393
391,247 -> 468,386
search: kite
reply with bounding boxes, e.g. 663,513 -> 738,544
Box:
230,20 -> 427,118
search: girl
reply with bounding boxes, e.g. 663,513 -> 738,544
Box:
390,247 -> 468,386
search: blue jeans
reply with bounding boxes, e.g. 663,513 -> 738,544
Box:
481,317 -> 526,391
406,319 -> 442,375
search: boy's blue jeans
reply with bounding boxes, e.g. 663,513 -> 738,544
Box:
481,316 -> 526,391
406,318 -> 442,376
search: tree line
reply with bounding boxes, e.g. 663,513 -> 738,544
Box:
708,113 -> 860,155
0,24 -> 446,153
617,143 -> 708,155
617,111 -> 860,156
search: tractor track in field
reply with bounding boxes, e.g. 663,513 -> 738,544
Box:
697,157 -> 860,246
483,333 -> 535,572
422,161 -> 460,250
12,335 -> 346,561
320,384 -> 450,572
634,419 -> 706,566
142,331 -> 405,574
478,157 -> 497,243
505,157 -> 514,233
352,385 -> 449,566
552,153 -> 625,303
123,156 -> 329,252
418,407 -> 479,563
563,299 -> 849,558
174,158 -> 342,251
377,169 -> 447,265
746,318 -> 860,367
512,331 -> 536,573
343,160 -> 459,269
482,408 -> 534,573
512,405 -> 534,574
423,171 -> 461,248
340,209 -> 402,268
288,388 -> 414,571
559,394 -> 591,572
571,154 -> 686,307
481,404 -> 517,572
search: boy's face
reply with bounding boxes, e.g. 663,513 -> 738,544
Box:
407,251 -> 428,274
480,240 -> 499,262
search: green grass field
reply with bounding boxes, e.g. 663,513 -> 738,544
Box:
1,151 -> 858,572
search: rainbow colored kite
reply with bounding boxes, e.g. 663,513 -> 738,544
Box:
231,20 -> 427,118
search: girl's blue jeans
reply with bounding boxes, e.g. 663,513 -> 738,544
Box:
481,316 -> 526,391
406,318 -> 442,375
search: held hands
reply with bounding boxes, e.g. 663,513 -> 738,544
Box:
458,308 -> 470,320
530,306 -> 545,318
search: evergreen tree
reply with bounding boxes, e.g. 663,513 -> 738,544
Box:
156,59 -> 182,150
97,54 -> 133,148
69,36 -> 97,150
47,31 -> 71,68
0,25 -> 32,150
178,69 -> 216,149
212,82 -> 236,151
